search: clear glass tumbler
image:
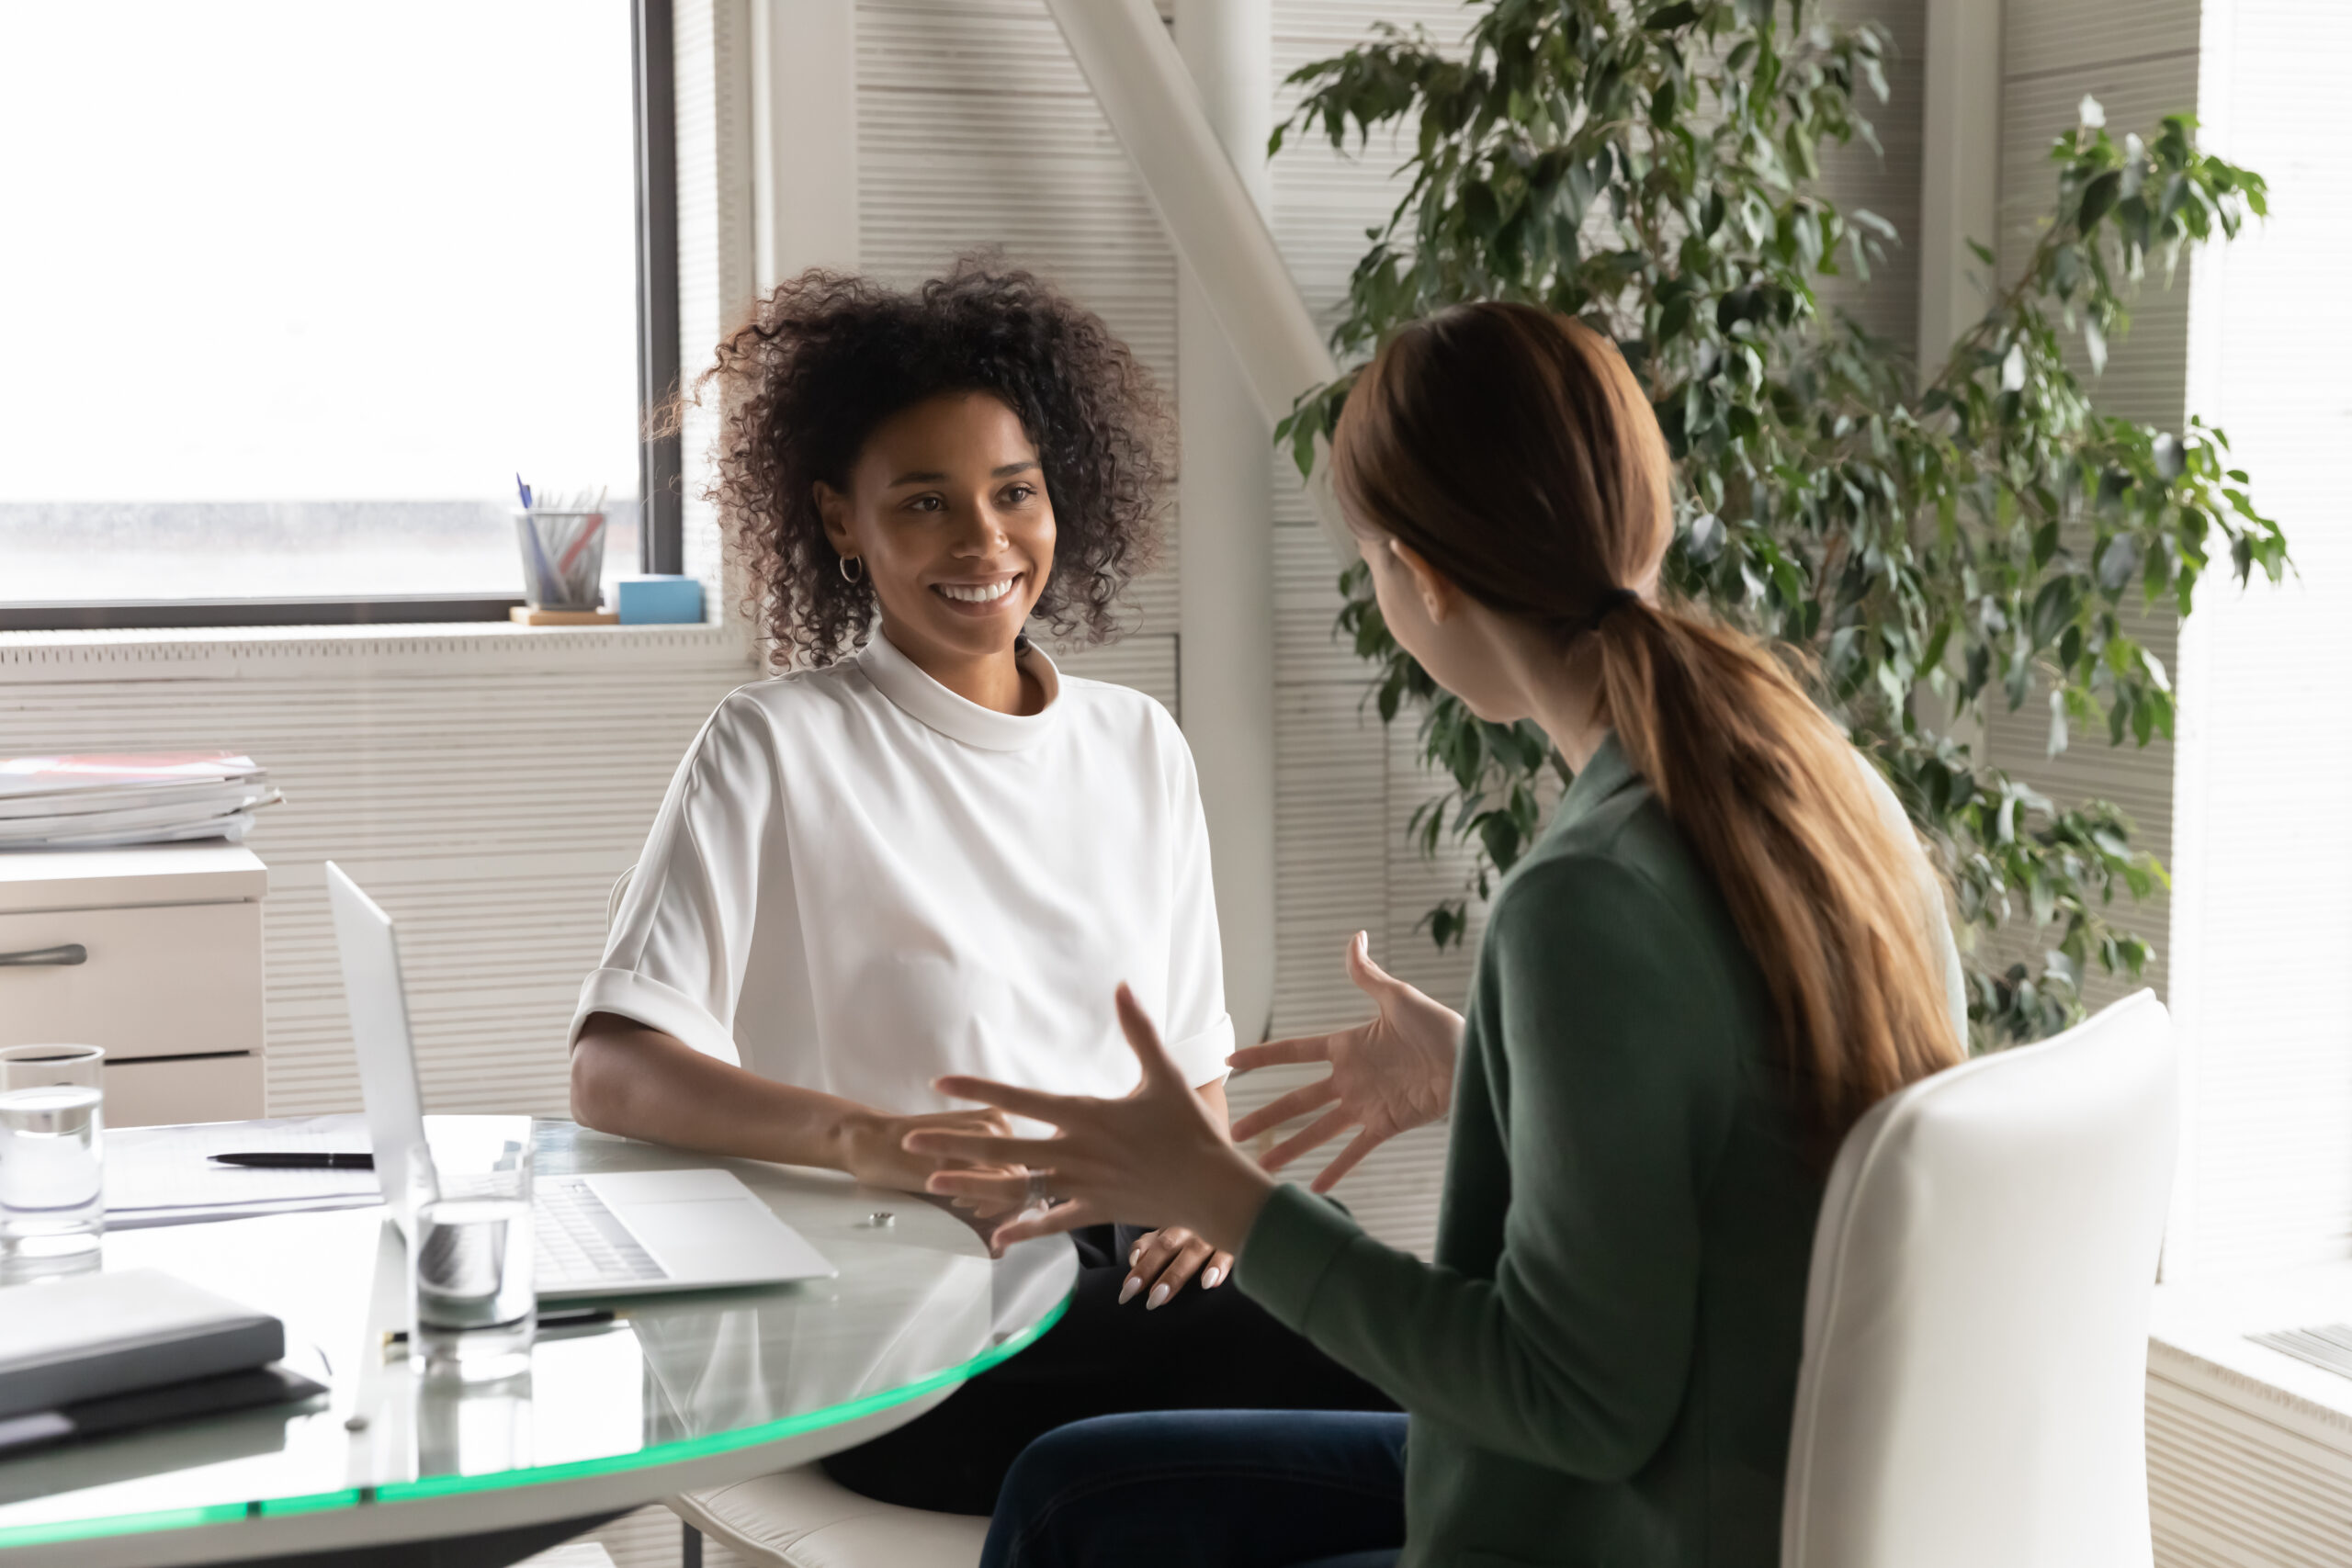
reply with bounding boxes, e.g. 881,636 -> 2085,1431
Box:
0,1043 -> 106,1260
413,1125 -> 535,1381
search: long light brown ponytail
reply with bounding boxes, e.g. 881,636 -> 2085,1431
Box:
1331,303 -> 1960,1159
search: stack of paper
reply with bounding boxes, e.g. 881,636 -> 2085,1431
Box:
0,753 -> 282,849
105,1115 -> 381,1229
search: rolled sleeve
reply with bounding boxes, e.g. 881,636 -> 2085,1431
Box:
571,967 -> 741,1067
1165,1011 -> 1236,1090
571,690 -> 777,1066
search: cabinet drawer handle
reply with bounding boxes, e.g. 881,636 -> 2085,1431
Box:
0,944 -> 87,967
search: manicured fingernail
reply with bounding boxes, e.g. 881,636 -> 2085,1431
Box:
1202,1267 -> 1223,1288
1129,1245 -> 1142,1266
1119,1276 -> 1142,1304
1148,1282 -> 1171,1309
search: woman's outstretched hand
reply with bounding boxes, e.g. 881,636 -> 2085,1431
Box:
909,985 -> 1276,1257
1227,931 -> 1463,1193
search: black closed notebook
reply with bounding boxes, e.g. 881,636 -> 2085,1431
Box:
0,1268 -> 284,1420
0,1364 -> 327,1458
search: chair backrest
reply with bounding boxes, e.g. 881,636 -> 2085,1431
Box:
1781,989 -> 2177,1568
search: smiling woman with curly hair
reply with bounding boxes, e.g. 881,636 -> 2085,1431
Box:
569,256 -> 1389,1518
712,258 -> 1168,666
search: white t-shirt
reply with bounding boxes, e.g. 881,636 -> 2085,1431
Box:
572,631 -> 1233,1120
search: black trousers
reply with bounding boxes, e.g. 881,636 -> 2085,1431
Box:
820,1224 -> 1397,1517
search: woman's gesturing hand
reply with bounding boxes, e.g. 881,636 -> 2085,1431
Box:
840,1106 -> 1021,1205
1227,931 -> 1464,1193
909,985 -> 1277,1256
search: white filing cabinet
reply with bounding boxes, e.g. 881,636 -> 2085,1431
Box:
0,842 -> 266,1125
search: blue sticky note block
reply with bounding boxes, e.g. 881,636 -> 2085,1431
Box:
617,575 -> 705,625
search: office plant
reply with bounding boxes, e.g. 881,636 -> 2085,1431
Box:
1276,0 -> 2280,1045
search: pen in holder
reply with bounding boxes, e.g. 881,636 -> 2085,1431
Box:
512,477 -> 608,613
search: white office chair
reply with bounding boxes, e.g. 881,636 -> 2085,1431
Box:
673,1468 -> 987,1568
1782,988 -> 2178,1568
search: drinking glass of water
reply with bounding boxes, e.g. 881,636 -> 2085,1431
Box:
0,1043 -> 106,1260
413,1126 -> 535,1380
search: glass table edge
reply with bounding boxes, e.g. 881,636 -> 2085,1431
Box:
0,1288 -> 1074,1551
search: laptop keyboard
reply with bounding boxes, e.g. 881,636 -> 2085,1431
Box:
536,1176 -> 670,1289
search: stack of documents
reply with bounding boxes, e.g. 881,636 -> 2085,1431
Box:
0,753 -> 282,849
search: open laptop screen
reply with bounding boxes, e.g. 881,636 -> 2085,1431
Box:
323,861 -> 437,1229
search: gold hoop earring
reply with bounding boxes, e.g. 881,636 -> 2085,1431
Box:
839,555 -> 863,585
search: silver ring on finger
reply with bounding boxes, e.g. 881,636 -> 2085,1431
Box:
1025,1169 -> 1062,1209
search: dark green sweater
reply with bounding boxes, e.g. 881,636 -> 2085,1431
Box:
1238,736 -> 1822,1568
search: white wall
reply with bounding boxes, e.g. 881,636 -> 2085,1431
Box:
2165,0 -> 2352,1283
1966,0 -> 2352,1287
1820,0 -> 1928,355
1932,0 -> 2352,1300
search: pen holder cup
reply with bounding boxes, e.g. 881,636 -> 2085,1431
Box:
514,511 -> 606,611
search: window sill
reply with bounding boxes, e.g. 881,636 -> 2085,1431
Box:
0,617 -> 756,678
2147,1259 -> 2352,1555
2151,1260 -> 2352,1445
0,595 -> 535,633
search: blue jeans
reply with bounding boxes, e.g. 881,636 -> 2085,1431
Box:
978,1409 -> 1409,1568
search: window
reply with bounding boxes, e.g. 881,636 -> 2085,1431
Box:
0,0 -> 676,628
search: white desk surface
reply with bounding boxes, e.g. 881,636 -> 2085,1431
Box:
0,1119 -> 1077,1568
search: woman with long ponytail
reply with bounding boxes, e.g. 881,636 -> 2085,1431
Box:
909,303 -> 1967,1568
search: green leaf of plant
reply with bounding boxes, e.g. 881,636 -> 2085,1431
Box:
2079,170 -> 2123,231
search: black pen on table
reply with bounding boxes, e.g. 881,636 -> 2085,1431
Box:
209,1152 -> 375,1169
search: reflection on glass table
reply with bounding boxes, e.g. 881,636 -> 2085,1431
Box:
0,1120 -> 1077,1568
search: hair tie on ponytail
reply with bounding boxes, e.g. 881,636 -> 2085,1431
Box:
1583,586 -> 1640,635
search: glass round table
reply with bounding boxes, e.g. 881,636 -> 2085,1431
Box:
0,1121 -> 1079,1567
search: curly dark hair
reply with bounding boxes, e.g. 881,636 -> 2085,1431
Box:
697,256 -> 1170,667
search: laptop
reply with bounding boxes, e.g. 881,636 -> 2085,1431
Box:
323,861 -> 835,1300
